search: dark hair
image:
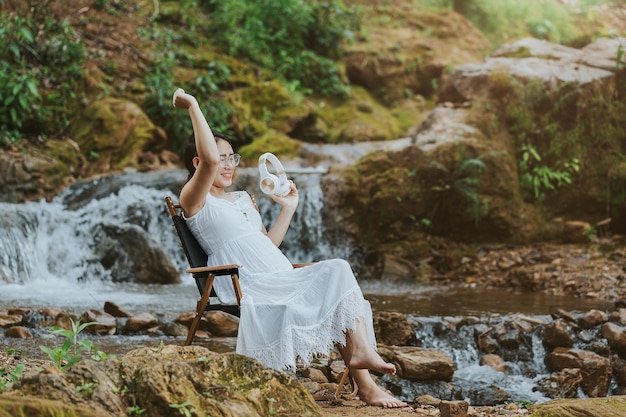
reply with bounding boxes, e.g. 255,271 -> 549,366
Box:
184,130 -> 232,181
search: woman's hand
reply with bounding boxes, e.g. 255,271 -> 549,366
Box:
270,180 -> 299,210
265,180 -> 299,246
173,88 -> 197,110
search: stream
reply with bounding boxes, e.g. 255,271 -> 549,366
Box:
0,168 -> 614,405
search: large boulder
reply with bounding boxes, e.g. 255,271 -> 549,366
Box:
344,7 -> 491,104
530,395 -> 626,417
68,97 -> 168,176
440,37 -> 621,103
8,345 -> 320,417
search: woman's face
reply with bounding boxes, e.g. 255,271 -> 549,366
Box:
212,139 -> 236,189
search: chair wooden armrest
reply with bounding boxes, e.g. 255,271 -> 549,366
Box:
186,264 -> 241,275
292,262 -> 314,268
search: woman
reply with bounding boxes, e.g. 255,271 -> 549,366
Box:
173,88 -> 407,408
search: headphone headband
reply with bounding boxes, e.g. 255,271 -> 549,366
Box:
258,152 -> 290,196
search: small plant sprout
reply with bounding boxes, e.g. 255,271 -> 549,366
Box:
0,363 -> 25,392
39,318 -> 98,370
169,401 -> 196,417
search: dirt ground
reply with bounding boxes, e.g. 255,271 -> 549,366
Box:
317,398 -> 528,416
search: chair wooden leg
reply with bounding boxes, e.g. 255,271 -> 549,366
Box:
184,275 -> 215,346
333,369 -> 358,400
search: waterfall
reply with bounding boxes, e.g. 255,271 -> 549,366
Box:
0,168 -> 338,290
408,316 -> 550,404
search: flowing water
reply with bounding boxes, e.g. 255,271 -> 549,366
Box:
0,168 -> 613,404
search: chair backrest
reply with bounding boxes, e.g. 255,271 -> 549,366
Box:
165,196 -> 214,297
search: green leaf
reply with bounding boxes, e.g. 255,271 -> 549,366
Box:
18,26 -> 34,43
26,79 -> 39,97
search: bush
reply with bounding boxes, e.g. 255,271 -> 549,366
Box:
200,0 -> 359,96
0,9 -> 85,146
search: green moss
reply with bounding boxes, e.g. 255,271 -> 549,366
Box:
238,130 -> 302,162
315,86 -> 401,143
499,46 -> 532,58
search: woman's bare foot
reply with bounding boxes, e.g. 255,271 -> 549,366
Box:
358,385 -> 408,408
348,347 -> 396,375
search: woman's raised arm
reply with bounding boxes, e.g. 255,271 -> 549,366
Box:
173,88 -> 220,217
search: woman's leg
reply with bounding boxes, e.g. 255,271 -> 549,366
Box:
349,368 -> 408,408
336,319 -> 408,408
343,318 -> 396,374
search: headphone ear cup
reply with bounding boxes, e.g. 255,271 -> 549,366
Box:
260,174 -> 279,195
275,176 -> 290,196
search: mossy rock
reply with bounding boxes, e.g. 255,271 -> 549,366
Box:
0,395 -> 108,417
344,7 -> 491,104
529,395 -> 626,417
68,98 -> 167,175
316,86 -> 401,143
238,130 -> 303,162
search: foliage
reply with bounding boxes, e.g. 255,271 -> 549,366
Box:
139,25 -> 234,151
413,0 -> 613,46
200,0 -> 359,96
169,401 -> 196,417
39,318 -> 111,371
499,73 -> 625,211
519,144 -> 580,201
129,405 -> 147,416
423,152 -> 489,233
0,5 -> 86,147
76,380 -> 99,398
0,363 -> 24,393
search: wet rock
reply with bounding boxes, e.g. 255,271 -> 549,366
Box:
535,368 -> 582,398
81,309 -> 117,335
578,309 -> 608,329
466,385 -> 510,406
493,325 -> 520,350
479,354 -> 506,372
103,301 -> 132,318
8,307 -> 30,315
93,223 -> 180,285
204,310 -> 239,337
543,319 -> 575,349
301,367 -> 328,384
439,400 -> 469,417
475,326 -> 499,354
546,347 -> 611,397
601,322 -> 626,354
415,394 -> 441,406
0,313 -> 22,328
379,346 -> 455,382
609,308 -> 626,325
552,308 -> 578,324
123,312 -> 158,333
612,354 -> 626,387
159,321 -> 188,337
5,326 -> 32,339
373,311 -> 416,346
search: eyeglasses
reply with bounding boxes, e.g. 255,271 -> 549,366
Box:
219,153 -> 241,167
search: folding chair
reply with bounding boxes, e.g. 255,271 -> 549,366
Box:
165,196 -> 357,400
165,196 -> 242,346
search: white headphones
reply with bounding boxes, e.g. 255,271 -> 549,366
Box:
258,152 -> 291,197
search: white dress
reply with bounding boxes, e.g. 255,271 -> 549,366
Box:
185,191 -> 376,371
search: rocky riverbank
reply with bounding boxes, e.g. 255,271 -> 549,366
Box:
3,240 -> 626,416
